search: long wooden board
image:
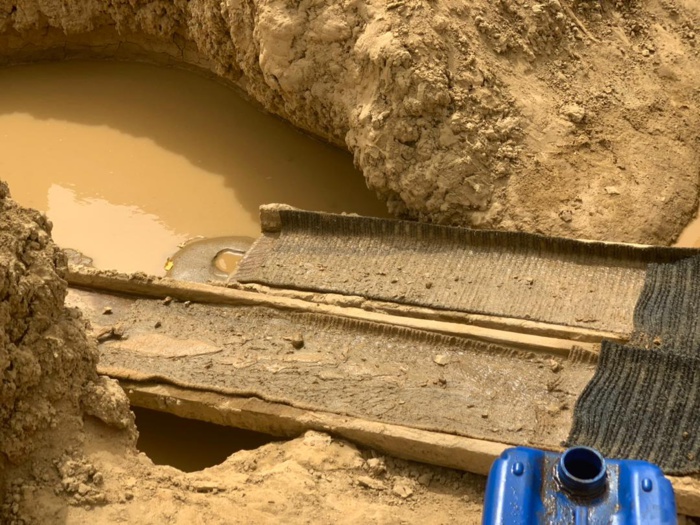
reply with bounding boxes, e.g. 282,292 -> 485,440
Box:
239,208 -> 700,335
121,381 -> 700,517
66,267 -> 607,356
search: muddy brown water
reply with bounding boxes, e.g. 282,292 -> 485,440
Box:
0,61 -> 387,275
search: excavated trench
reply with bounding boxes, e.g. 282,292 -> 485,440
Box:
132,407 -> 279,473
5,1 -> 700,522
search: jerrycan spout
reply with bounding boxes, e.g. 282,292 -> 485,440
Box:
557,446 -> 608,496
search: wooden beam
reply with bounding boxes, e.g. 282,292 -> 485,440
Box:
233,282 -> 627,344
67,267 -> 601,356
120,380 -> 700,517
120,381 -> 509,476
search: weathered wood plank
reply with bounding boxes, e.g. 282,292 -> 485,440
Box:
120,381 -> 510,476
120,380 -> 700,517
232,281 -> 627,344
67,267 -> 602,356
242,208 -> 698,334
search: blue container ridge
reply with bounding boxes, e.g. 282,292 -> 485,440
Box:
482,446 -> 677,525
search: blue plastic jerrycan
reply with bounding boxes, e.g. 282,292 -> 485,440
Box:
483,446 -> 677,524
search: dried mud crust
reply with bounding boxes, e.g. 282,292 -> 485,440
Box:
1,1 -> 700,244
69,288 -> 595,451
0,184 -> 135,523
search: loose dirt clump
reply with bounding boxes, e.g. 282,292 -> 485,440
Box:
15,426 -> 485,524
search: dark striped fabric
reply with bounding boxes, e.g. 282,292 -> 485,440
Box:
631,255 -> 700,354
569,255 -> 700,474
236,210 -> 698,334
568,341 -> 700,474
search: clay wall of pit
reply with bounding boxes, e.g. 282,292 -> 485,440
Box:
2,0 -> 699,245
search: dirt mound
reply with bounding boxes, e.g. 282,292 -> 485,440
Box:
0,183 -> 135,523
14,422 -> 485,524
1,1 -> 699,244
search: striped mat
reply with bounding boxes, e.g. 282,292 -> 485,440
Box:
569,255 -> 700,474
236,210 -> 698,334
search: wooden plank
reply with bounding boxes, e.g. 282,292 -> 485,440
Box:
120,380 -> 700,517
247,207 -> 700,337
233,282 -> 627,344
67,267 -> 601,356
120,380 -> 510,476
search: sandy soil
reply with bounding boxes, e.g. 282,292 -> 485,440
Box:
8,420 -> 486,525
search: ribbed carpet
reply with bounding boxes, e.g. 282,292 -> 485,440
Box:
569,255 -> 700,474
631,255 -> 700,354
236,210 -> 697,334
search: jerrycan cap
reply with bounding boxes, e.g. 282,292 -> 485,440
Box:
557,446 -> 608,496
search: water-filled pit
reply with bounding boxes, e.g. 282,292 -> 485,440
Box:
0,59 -> 388,470
0,60 -> 386,276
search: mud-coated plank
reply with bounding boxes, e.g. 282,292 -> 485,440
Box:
236,209 -> 700,334
67,287 -> 594,451
66,267 -> 601,355
120,381 -> 700,518
121,382 -> 509,476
